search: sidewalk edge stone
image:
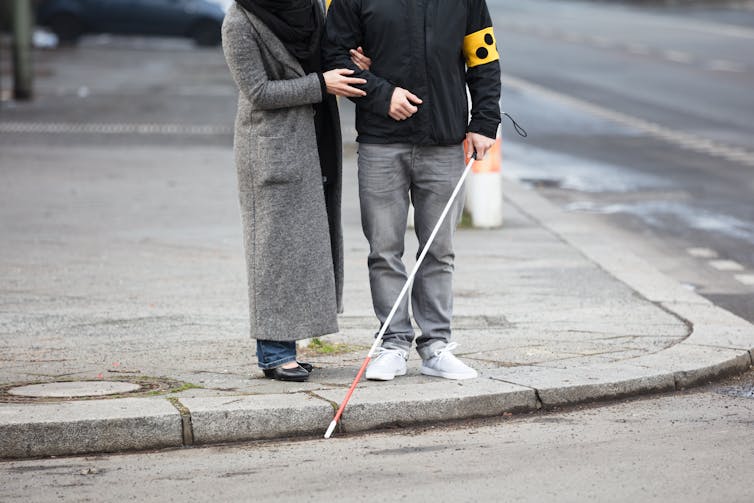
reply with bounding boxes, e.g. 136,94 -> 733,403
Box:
489,365 -> 676,407
181,394 -> 333,444
315,379 -> 538,432
624,343 -> 753,389
0,398 -> 182,459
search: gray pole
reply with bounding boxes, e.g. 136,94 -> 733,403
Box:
12,0 -> 33,100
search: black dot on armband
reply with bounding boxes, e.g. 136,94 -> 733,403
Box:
476,47 -> 489,59
484,33 -> 494,45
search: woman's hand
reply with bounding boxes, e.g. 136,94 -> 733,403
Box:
349,46 -> 372,71
324,69 -> 367,97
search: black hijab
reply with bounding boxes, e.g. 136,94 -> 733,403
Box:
235,0 -> 323,65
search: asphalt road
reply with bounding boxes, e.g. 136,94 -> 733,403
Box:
487,0 -> 754,322
2,370 -> 752,502
0,36 -> 236,147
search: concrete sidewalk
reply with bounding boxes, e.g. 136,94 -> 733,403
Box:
1,141 -> 752,459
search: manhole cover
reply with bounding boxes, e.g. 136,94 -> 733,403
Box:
8,381 -> 141,398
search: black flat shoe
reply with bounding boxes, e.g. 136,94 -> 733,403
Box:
268,364 -> 309,382
263,361 -> 312,378
274,365 -> 310,382
298,362 -> 313,373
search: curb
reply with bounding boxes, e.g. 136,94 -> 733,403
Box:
0,398 -> 183,459
1,178 -> 752,459
313,379 -> 539,433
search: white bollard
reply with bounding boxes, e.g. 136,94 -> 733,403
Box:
410,133 -> 503,230
464,134 -> 503,228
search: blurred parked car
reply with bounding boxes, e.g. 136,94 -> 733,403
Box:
36,0 -> 225,46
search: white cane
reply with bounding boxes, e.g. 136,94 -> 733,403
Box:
325,152 -> 477,439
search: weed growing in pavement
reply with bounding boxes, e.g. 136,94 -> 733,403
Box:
301,337 -> 357,356
147,382 -> 203,396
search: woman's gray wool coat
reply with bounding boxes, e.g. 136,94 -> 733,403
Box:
222,3 -> 343,342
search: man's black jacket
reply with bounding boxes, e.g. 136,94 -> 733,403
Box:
322,0 -> 501,145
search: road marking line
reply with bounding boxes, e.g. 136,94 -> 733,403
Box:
708,259 -> 745,271
662,50 -> 694,64
734,274 -> 754,286
535,27 -> 555,37
626,43 -> 651,55
653,17 -> 754,40
562,33 -> 586,44
500,73 -> 754,168
0,122 -> 233,136
706,59 -> 746,73
587,35 -> 615,49
686,247 -> 719,258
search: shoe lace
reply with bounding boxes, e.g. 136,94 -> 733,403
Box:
374,347 -> 406,360
432,342 -> 459,360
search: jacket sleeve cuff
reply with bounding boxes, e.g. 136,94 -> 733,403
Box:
316,72 -> 328,102
351,81 -> 395,117
467,119 -> 498,139
380,84 -> 396,117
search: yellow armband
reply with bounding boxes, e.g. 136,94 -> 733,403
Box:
463,27 -> 499,68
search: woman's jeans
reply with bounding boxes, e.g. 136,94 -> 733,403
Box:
256,340 -> 297,369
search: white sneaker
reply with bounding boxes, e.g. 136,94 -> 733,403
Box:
421,342 -> 478,380
365,347 -> 408,381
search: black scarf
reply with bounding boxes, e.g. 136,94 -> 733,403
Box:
236,0 -> 323,64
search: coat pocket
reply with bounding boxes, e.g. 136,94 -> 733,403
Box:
256,135 -> 303,185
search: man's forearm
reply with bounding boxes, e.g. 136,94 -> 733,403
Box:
467,60 -> 501,139
322,0 -> 395,115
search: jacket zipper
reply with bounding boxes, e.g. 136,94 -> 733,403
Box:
423,0 -> 434,143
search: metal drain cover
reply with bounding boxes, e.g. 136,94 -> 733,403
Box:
8,381 -> 141,398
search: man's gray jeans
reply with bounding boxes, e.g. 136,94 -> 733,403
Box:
357,143 -> 466,361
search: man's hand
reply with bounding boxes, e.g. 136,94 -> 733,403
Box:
465,132 -> 496,160
349,46 -> 372,71
323,69 -> 367,97
389,87 -> 422,121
